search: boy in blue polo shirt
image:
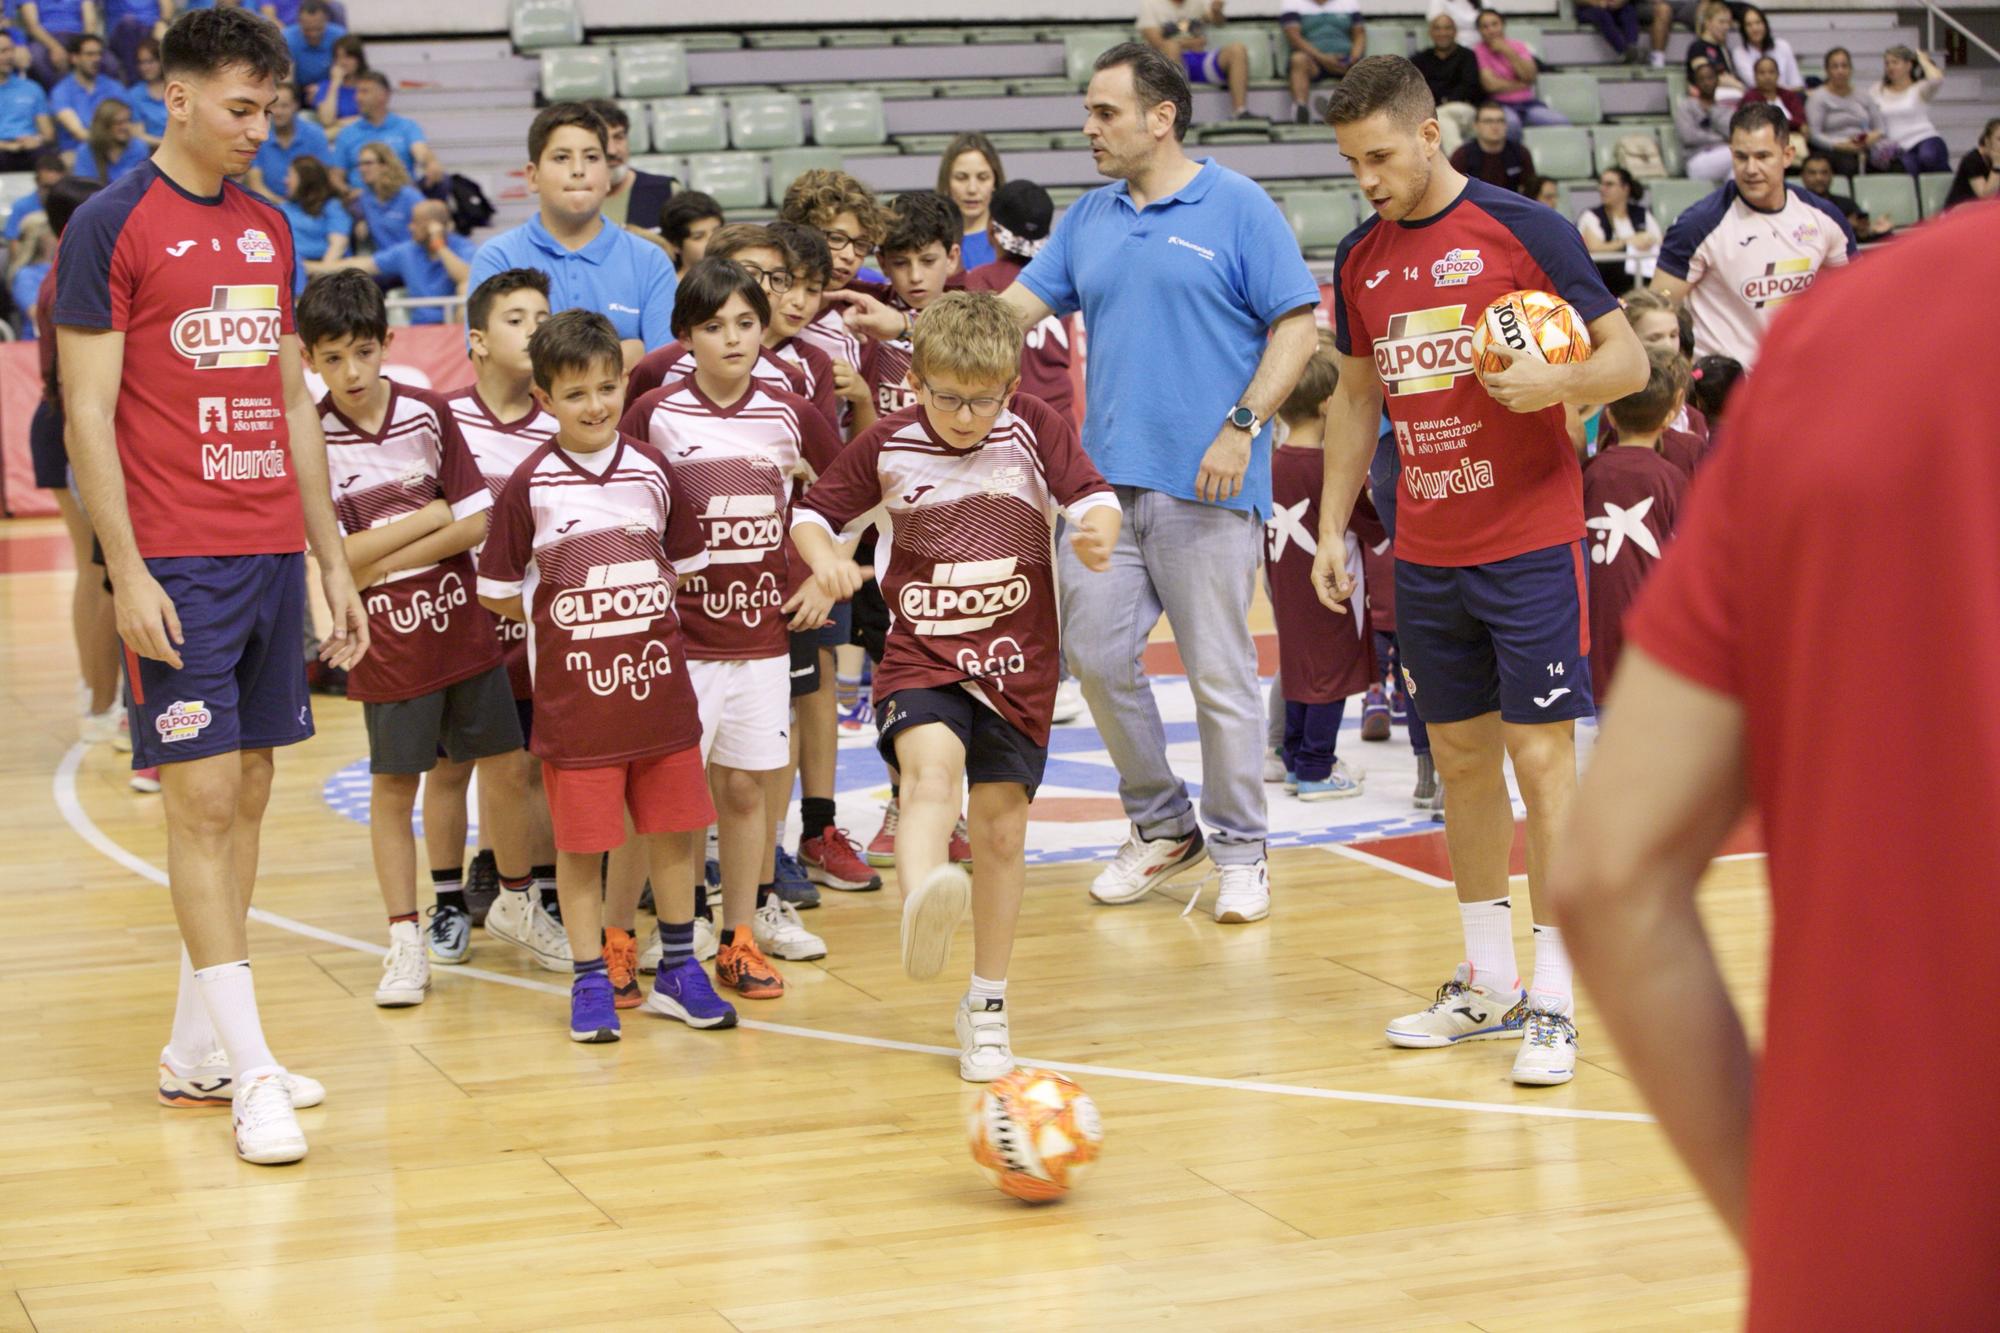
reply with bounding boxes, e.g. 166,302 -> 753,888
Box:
466,101 -> 677,369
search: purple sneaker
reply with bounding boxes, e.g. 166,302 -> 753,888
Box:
569,972 -> 621,1043
1360,685 -> 1391,741
643,956 -> 739,1029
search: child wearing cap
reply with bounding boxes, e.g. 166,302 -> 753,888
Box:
962,180 -> 1075,424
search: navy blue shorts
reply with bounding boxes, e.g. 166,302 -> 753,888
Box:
814,599 -> 853,652
123,553 -> 314,769
1394,541 -> 1595,726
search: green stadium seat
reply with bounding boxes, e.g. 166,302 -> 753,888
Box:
812,91 -> 886,148
875,82 -> 940,100
1852,173 -> 1919,229
1049,131 -> 1092,150
649,97 -> 728,154
629,154 -> 686,181
1539,72 -> 1603,126
1917,170 -> 1954,217
1523,125 -> 1595,180
768,148 -> 847,200
1048,185 -> 1090,206
965,26 -> 1034,44
1064,30 -> 1129,84
1271,123 -> 1335,144
686,151 -> 768,208
539,47 -> 613,102
891,29 -> 966,45
745,31 -> 821,49
1507,22 -> 1545,52
617,99 -> 651,153
1596,125 -> 1679,177
1646,176 -> 1720,227
1194,123 -> 1271,146
673,32 -> 743,52
1009,77 -> 1076,96
1203,26 -> 1275,82
614,42 -> 688,98
729,93 -> 804,151
989,131 -> 1059,151
936,79 -> 1012,99
1361,21 -> 1416,56
510,0 -> 580,51
823,29 -> 892,48
1284,190 -> 1358,255
894,134 -> 956,155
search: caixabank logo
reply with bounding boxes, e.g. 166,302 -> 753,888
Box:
1372,305 -> 1474,397
172,284 -> 282,369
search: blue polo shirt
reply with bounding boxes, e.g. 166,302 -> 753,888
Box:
282,20 -> 345,90
102,0 -> 164,26
4,189 -> 43,239
124,79 -> 166,138
0,70 -> 48,141
251,116 -> 329,198
354,182 -> 421,250
73,135 -> 148,182
281,196 -> 350,260
1017,158 -> 1320,518
10,258 -> 46,336
331,111 -> 426,179
374,233 -> 474,324
468,212 -> 678,349
21,0 -> 85,32
48,73 -> 126,152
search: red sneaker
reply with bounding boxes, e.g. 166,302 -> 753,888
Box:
130,767 -> 162,794
866,798 -> 899,867
949,816 -> 973,866
798,824 -> 882,892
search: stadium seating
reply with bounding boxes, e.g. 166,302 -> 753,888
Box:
1646,176 -> 1720,227
1852,172 -> 1920,229
1283,190 -> 1359,257
649,96 -> 729,153
729,93 -> 805,150
617,99 -> 651,152
614,42 -> 689,98
687,151 -> 769,208
509,0 -> 580,51
1539,73 -> 1604,127
768,147 -> 846,199
1524,126 -> 1596,181
540,47 -> 613,101
1917,171 -> 1955,217
1062,31 -> 1127,85
812,90 -> 887,147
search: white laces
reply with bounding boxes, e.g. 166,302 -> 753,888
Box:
235,1074 -> 294,1131
382,934 -> 426,986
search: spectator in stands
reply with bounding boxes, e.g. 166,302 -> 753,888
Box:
1945,118 -> 1999,209
1474,9 -> 1567,136
16,0 -> 93,88
49,33 -> 124,154
4,152 -> 64,260
1575,0 -> 1643,66
1726,6 -> 1800,90
660,190 -> 723,274
1676,61 -> 1735,183
0,30 -> 55,169
1137,0 -> 1257,123
318,198 -> 471,324
583,98 -> 672,243
349,140 -> 422,250
123,36 -> 165,145
1280,0 -> 1366,125
961,177 -> 1074,423
331,71 -> 441,192
1683,2 -> 1743,96
1798,150 -> 1893,239
1872,45 -> 1949,175
1806,47 -> 1885,177
467,102 -> 678,367
283,155 -> 351,268
245,80 -> 324,200
72,97 -> 145,181
311,32 -> 365,133
1524,172 -> 1560,208
1450,101 -> 1535,189
1742,55 -> 1806,138
1647,0 -> 1699,70
1578,165 -> 1660,296
283,0 -> 341,89
102,0 -> 167,85
1412,13 -> 1480,155
9,215 -> 52,335
937,131 -> 1004,271
1428,0 -> 1478,30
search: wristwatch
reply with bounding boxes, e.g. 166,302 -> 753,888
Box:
1225,403 -> 1262,433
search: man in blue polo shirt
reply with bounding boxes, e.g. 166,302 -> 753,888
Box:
244,79 -> 324,200
326,197 -> 471,324
328,72 -> 440,191
281,0 -> 341,90
0,29 -> 54,169
467,102 -> 676,366
49,32 -> 125,152
16,0 -> 91,87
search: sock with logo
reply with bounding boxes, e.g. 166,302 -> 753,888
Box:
967,973 -> 1007,1007
1528,924 -> 1574,1014
195,960 -> 279,1083
166,945 -> 218,1068
660,920 -> 695,968
1459,897 -> 1520,995
431,866 -> 466,914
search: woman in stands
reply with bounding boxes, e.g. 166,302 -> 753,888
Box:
73,99 -> 149,183
1726,6 -> 1801,90
1806,46 -> 1886,177
1872,44 -> 1950,175
1577,166 -> 1659,296
1741,55 -> 1806,137
125,37 -> 167,148
937,132 -> 1005,274
1944,117 -> 1999,208
313,33 -> 367,136
351,139 -> 423,250
1684,2 -> 1744,97
287,156 -> 354,273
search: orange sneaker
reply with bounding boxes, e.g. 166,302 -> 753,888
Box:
603,927 -> 642,1010
714,931 -> 785,999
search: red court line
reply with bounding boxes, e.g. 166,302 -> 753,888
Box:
0,530 -> 73,575
1350,815 -> 1767,880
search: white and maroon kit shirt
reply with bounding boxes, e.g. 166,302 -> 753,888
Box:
626,339 -> 837,431
793,395 -> 1116,745
619,378 -> 843,661
769,333 -> 840,430
477,435 -> 709,768
324,382 -> 499,704
448,385 -> 557,699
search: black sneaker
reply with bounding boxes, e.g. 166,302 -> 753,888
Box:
1293,103 -> 1310,125
464,848 -> 499,926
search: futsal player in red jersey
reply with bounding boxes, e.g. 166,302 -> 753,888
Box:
1554,200 -> 2000,1331
1311,57 -> 1647,1086
55,6 -> 368,1166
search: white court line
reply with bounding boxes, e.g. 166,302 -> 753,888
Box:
1320,839 -> 1457,889
54,744 -> 1654,1125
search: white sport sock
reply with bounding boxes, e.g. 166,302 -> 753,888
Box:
967,974 -> 1007,1004
1529,924 -> 1574,1014
166,946 -> 217,1068
195,960 -> 279,1082
1459,897 -> 1520,995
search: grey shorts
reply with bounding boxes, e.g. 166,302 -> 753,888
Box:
1664,0 -> 1700,25
363,664 -> 523,775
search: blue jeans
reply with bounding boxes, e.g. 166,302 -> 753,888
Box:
1060,485 -> 1267,865
1501,99 -> 1570,139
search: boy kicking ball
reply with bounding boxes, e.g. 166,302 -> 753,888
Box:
790,292 -> 1119,1080
478,310 -> 734,1041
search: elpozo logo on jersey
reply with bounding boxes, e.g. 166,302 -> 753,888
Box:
172,283 -> 281,369
1740,257 -> 1816,310
1430,248 -> 1484,287
1372,305 -> 1474,397
900,557 -> 1030,636
235,228 -> 276,263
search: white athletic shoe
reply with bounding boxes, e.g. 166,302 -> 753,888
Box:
374,924 -> 430,1007
1213,860 -> 1271,923
1050,679 -> 1086,725
956,996 -> 1016,1082
158,1047 -> 327,1109
80,705 -> 125,748
902,862 -> 971,980
754,897 -> 827,961
1262,749 -> 1288,783
485,888 -> 573,972
1511,1000 -> 1580,1086
232,1071 -> 308,1165
639,924 -> 660,974
1089,827 -> 1209,905
638,917 -> 720,972
1385,964 -> 1527,1048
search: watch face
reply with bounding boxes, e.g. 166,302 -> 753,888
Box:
1230,407 -> 1256,429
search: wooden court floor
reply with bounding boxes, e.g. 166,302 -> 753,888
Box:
0,535 -> 1756,1331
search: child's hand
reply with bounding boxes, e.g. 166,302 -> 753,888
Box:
812,557 -> 865,602
832,359 -> 868,404
783,580 -> 835,631
1069,506 -> 1120,573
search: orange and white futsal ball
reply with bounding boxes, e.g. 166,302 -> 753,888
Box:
1471,289 -> 1594,378
969,1068 -> 1103,1203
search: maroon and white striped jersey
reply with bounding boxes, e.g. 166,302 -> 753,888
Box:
618,378 -> 843,661
860,325 -> 918,421
476,436 -> 709,768
323,382 -> 500,704
769,334 -> 840,430
793,395 -> 1116,745
797,302 -> 862,374
626,340 -> 837,431
447,385 -> 558,700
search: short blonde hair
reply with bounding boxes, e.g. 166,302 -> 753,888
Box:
778,168 -> 885,244
910,291 -> 1021,388
359,140 -> 410,199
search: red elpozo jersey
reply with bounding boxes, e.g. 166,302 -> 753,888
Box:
53,163 -> 304,558
1333,177 -> 1619,568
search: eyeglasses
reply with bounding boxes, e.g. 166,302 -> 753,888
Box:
925,389 -> 1007,417
823,230 -> 876,259
735,261 -> 794,294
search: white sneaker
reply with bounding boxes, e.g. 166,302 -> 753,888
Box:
159,1046 -> 327,1109
638,918 -> 719,972
1511,999 -> 1580,1085
754,897 -> 827,960
639,924 -> 661,974
374,923 -> 430,1007
111,709 -> 131,752
692,914 -> 718,961
1051,678 -> 1085,724
1385,963 -> 1526,1048
1213,860 -> 1271,923
233,1071 -> 308,1165
902,862 -> 971,980
1262,749 -> 1288,783
485,888 -> 573,972
80,705 -> 123,747
1089,827 -> 1209,905
955,996 -> 1015,1082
